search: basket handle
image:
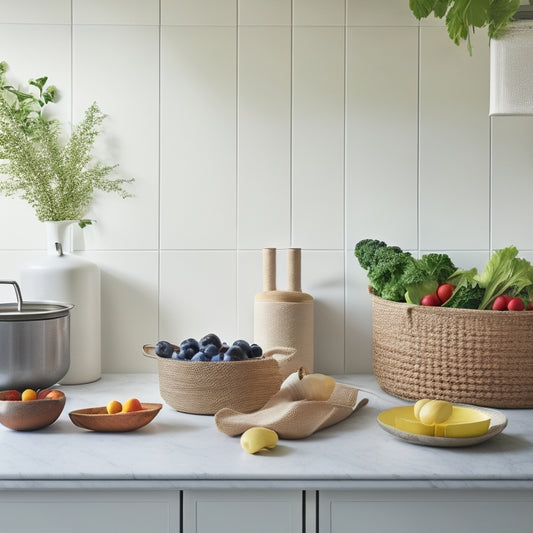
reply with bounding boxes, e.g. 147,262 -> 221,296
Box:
142,344 -> 157,359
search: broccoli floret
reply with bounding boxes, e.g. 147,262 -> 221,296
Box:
354,239 -> 387,270
366,246 -> 413,302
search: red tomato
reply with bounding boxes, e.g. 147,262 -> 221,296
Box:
436,283 -> 455,304
508,297 -> 525,311
421,293 -> 442,306
492,295 -> 510,311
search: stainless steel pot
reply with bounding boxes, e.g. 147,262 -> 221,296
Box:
0,280 -> 73,390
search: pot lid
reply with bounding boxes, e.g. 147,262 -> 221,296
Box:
0,280 -> 73,321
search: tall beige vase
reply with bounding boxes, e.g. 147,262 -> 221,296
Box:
254,248 -> 314,378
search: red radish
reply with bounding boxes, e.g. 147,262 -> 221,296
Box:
508,297 -> 525,311
421,293 -> 442,306
492,295 -> 510,311
527,302 -> 533,310
436,283 -> 455,303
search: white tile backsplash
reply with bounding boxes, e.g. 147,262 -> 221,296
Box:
292,26 -> 345,249
0,1 -> 529,375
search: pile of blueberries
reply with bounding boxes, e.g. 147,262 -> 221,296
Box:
155,333 -> 263,362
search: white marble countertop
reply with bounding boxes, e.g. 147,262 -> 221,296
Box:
1,373 -> 532,490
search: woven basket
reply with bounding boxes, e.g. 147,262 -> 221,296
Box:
370,291 -> 533,408
143,345 -> 295,415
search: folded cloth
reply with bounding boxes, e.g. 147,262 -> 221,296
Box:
214,382 -> 368,439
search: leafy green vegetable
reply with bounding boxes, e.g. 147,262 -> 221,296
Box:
354,239 -> 414,301
366,246 -> 414,302
409,0 -> 522,54
442,269 -> 485,308
354,240 -> 456,304
403,253 -> 456,304
475,246 -> 533,309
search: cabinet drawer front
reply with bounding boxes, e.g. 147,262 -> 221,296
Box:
183,489 -> 302,533
0,490 -> 179,533
320,489 -> 533,533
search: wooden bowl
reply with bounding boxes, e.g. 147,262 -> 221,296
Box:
69,403 -> 162,432
0,390 -> 66,431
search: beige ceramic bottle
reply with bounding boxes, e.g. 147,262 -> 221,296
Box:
254,248 -> 314,378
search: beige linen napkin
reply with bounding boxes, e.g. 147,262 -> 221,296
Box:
214,382 -> 368,439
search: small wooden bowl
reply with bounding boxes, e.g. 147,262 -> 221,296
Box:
0,390 -> 66,431
69,403 -> 162,432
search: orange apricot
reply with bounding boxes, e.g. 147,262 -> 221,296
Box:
107,400 -> 122,414
122,398 -> 143,413
21,389 -> 37,401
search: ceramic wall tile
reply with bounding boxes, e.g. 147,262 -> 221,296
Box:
292,26 -> 345,249
419,27 -> 490,250
346,27 -> 419,252
159,251 -> 238,343
160,26 -> 237,250
491,116 -> 533,251
0,0 -> 70,23
0,24 -> 71,250
87,251 -> 159,373
73,25 -> 159,250
293,0 -> 345,26
73,0 -> 159,25
238,0 -> 291,26
237,26 -> 291,249
236,250 -> 262,342
161,0 -> 236,26
302,250 -> 345,374
347,0 -> 418,26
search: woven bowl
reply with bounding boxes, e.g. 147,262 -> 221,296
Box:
143,345 -> 295,415
370,291 -> 533,408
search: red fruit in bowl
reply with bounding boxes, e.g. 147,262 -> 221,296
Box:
436,283 -> 455,304
508,297 -> 525,311
421,293 -> 442,306
5,390 -> 21,401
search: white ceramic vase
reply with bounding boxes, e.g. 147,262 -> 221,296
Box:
20,221 -> 101,385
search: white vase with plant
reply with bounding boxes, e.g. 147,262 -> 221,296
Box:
0,60 -> 134,384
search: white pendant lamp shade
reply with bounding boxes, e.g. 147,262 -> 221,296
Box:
490,13 -> 533,116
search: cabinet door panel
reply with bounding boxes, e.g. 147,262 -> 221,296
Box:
0,490 -> 179,533
320,489 -> 533,533
183,489 -> 302,533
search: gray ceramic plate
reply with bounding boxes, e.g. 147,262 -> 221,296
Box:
377,404 -> 508,447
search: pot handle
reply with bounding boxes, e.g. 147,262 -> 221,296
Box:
0,280 -> 23,312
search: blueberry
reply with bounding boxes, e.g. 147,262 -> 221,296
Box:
224,345 -> 246,361
232,339 -> 252,358
171,349 -> 184,360
180,337 -> 199,355
191,351 -> 209,361
211,354 -> 222,361
155,341 -> 175,358
199,333 -> 222,351
250,343 -> 263,358
180,347 -> 197,360
203,344 -> 219,358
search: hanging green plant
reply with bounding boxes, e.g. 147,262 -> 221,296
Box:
0,60 -> 133,227
409,0 -> 524,54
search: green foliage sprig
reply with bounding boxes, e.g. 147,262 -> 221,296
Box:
0,61 -> 133,226
409,0 -> 524,54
